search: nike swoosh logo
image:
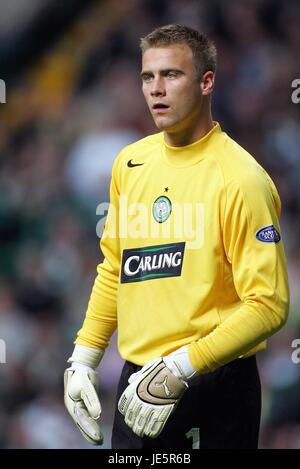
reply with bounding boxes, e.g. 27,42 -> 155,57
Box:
127,159 -> 144,168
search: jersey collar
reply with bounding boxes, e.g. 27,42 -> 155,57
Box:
162,122 -> 222,168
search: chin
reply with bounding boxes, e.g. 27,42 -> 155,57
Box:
154,118 -> 176,131
155,123 -> 166,131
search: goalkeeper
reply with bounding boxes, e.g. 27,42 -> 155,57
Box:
64,24 -> 289,449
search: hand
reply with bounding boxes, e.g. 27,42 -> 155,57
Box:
64,363 -> 103,445
64,345 -> 104,445
118,347 -> 196,438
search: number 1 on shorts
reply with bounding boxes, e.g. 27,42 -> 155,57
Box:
186,427 -> 200,449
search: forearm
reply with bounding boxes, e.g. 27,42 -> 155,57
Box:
189,298 -> 289,373
75,262 -> 118,349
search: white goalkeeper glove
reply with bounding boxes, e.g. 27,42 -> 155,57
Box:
118,345 -> 198,438
64,344 -> 104,445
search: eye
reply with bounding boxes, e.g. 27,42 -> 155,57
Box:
166,71 -> 178,78
142,74 -> 153,82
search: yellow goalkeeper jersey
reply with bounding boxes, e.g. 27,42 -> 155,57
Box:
75,122 -> 289,373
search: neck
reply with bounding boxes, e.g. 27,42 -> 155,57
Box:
164,105 -> 214,147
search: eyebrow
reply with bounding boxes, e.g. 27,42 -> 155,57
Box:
140,68 -> 184,78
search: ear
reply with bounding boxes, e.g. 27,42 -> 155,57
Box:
200,71 -> 215,96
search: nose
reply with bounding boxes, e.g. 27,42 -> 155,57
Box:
150,76 -> 166,97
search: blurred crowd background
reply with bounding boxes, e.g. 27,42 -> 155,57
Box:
0,0 -> 299,449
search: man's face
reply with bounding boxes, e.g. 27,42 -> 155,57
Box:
141,44 -> 204,133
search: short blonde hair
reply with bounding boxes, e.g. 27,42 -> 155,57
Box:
140,24 -> 217,78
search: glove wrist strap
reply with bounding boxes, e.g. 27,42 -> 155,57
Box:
67,344 -> 104,369
163,345 -> 198,381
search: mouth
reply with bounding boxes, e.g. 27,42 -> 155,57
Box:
152,103 -> 170,113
